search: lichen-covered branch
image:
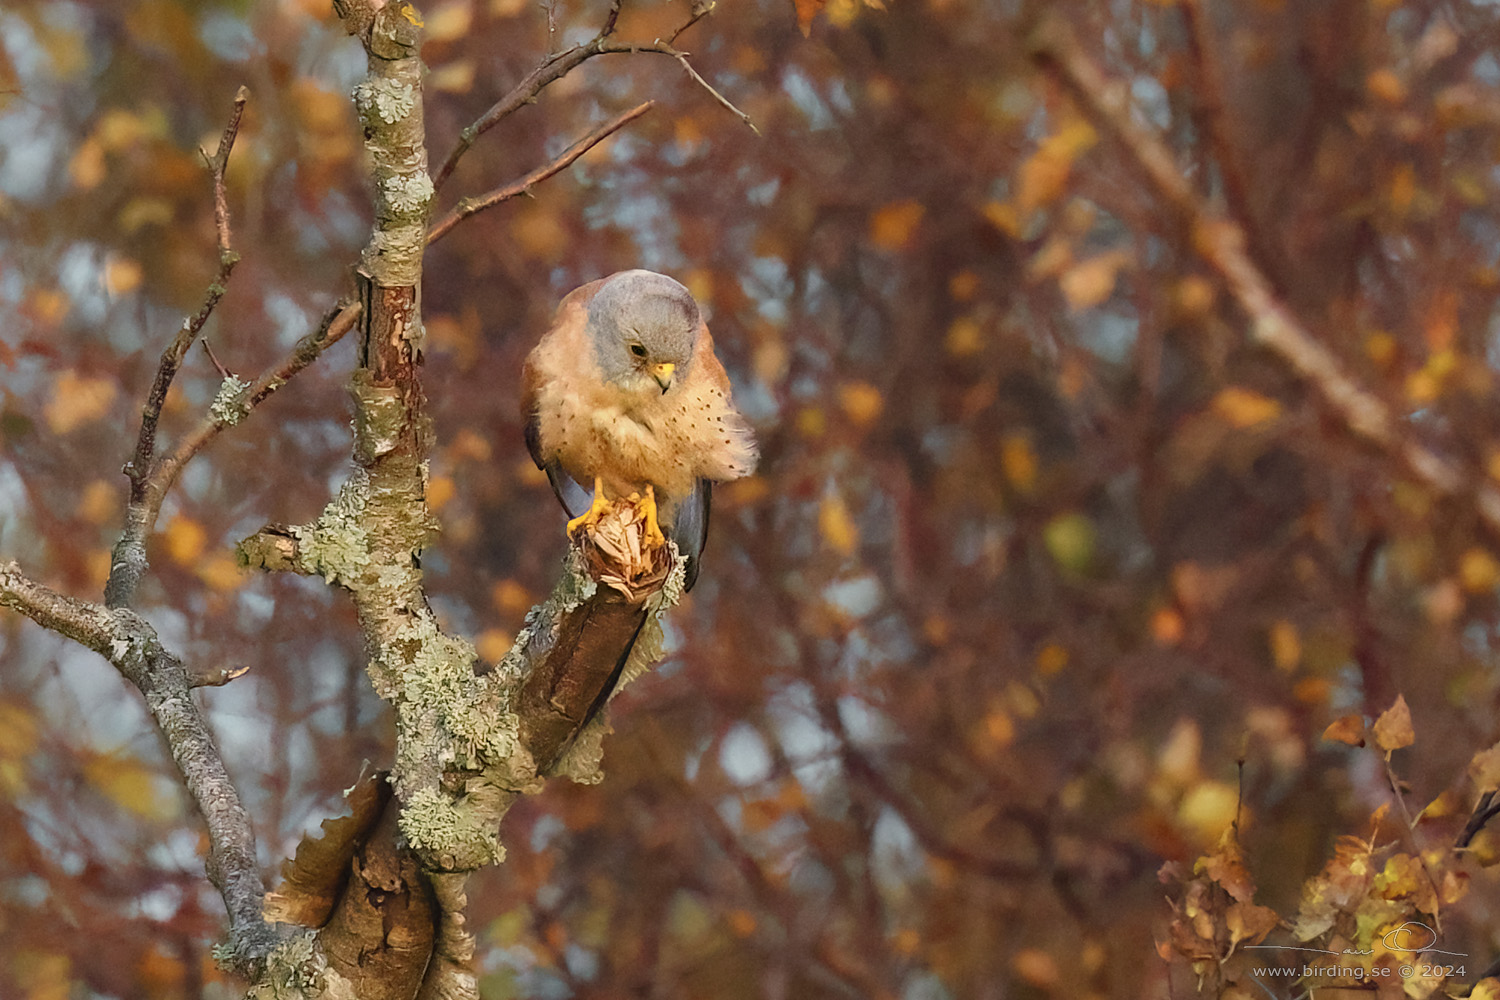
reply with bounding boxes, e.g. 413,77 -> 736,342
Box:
0,562 -> 278,972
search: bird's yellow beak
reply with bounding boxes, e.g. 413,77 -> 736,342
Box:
651,362 -> 675,393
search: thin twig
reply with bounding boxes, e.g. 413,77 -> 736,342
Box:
662,44 -> 759,135
1026,16 -> 1500,537
200,338 -> 233,380
1380,751 -> 1445,932
124,90 -> 248,501
432,0 -> 627,191
427,103 -> 653,245
430,0 -> 755,191
202,85 -> 249,252
106,301 -> 359,608
1457,790 -> 1500,849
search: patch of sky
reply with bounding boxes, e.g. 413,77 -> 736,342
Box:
782,67 -> 836,131
199,9 -> 259,63
823,573 -> 881,621
1131,75 -> 1171,130
720,722 -> 773,786
57,242 -> 109,325
1075,310 -> 1137,365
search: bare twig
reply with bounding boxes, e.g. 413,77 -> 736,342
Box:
1026,16 -> 1500,536
1457,790 -> 1500,849
432,0 -> 626,192
106,301 -> 359,608
0,562 -> 278,968
657,43 -> 759,135
1380,751 -> 1445,932
427,102 -> 654,245
123,89 -> 248,509
431,0 -> 755,191
200,338 -> 233,380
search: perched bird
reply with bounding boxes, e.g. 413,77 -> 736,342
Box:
522,270 -> 757,590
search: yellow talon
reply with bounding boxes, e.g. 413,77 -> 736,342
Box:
567,477 -> 612,537
641,485 -> 667,548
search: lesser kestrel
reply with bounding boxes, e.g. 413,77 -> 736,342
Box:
522,270 -> 757,590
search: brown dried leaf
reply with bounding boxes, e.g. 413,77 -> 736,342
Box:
1470,742 -> 1500,790
265,770 -> 390,927
1198,832 -> 1256,903
1323,714 -> 1367,747
1373,695 -> 1415,752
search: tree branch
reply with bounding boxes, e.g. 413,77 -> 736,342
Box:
0,562 -> 278,971
426,101 -> 654,245
106,301 -> 359,608
431,0 -> 752,192
1026,16 -> 1500,536
121,88 -> 248,529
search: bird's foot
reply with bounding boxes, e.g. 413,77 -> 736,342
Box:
567,477 -> 612,537
640,485 -> 667,549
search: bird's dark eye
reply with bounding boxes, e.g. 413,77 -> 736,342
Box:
629,343 -> 647,358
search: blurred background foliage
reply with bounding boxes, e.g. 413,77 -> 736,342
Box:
5,0 -> 1500,996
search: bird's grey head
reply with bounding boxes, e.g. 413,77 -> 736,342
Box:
586,270 -> 701,395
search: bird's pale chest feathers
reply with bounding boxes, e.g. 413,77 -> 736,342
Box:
531,354 -> 753,503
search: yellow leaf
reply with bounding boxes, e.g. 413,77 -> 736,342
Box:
83,753 -> 179,822
1211,387 -> 1281,428
1365,329 -> 1397,365
510,205 -> 567,263
45,371 -> 117,434
68,137 -> 106,190
104,256 -> 143,297
980,199 -> 1020,237
1472,742 -> 1500,790
1042,512 -> 1094,572
162,516 -> 207,566
1174,275 -> 1216,318
1178,780 -> 1239,844
1460,548 -> 1500,593
1150,606 -> 1184,645
427,474 -> 456,512
1000,432 -> 1037,491
945,316 -> 983,357
195,551 -> 244,592
796,407 -> 826,438
474,628 -> 513,663
868,199 -> 925,251
424,0 -> 472,41
1059,251 -> 1129,311
0,702 -> 39,760
1011,949 -> 1059,989
75,479 -> 118,525
1268,620 -> 1301,672
818,494 -> 858,556
1035,642 -> 1068,676
837,382 -> 883,427
1016,114 -> 1097,216
948,270 -> 979,301
428,58 -> 476,94
726,909 -> 757,938
1388,163 -> 1417,215
11,951 -> 71,1000
1373,694 -> 1415,752
1366,68 -> 1406,104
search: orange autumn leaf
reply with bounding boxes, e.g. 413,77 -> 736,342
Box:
868,199 -> 925,251
1323,714 -> 1367,747
45,370 -> 117,434
1211,387 -> 1281,429
792,0 -> 826,35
